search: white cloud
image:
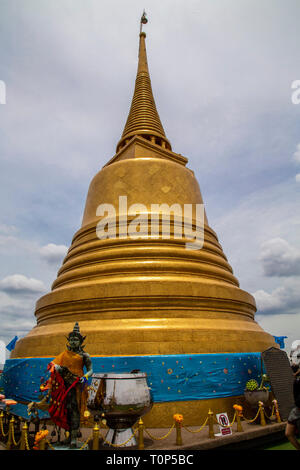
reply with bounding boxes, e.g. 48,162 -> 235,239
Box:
252,238 -> 300,355
212,177 -> 300,294
259,238 -> 300,277
0,291 -> 39,346
296,173 -> 300,183
0,274 -> 46,295
293,143 -> 300,164
39,243 -> 68,265
253,278 -> 300,314
254,289 -> 284,311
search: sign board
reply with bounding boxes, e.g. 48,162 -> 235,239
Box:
262,347 -> 295,420
216,412 -> 232,436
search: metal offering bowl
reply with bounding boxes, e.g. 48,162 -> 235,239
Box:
244,389 -> 270,408
87,372 -> 153,446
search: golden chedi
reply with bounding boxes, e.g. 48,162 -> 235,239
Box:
8,20 -> 276,427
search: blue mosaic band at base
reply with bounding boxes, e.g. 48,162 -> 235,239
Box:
1,352 -> 264,420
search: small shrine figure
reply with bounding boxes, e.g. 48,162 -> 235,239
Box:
29,322 -> 93,448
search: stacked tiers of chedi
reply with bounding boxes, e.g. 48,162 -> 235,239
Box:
12,31 -> 276,360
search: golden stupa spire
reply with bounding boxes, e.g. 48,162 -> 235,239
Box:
116,12 -> 172,152
11,14 -> 277,430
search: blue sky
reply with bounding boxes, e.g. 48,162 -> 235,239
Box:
0,0 -> 299,354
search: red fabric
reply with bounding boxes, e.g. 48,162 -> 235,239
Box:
47,370 -> 79,430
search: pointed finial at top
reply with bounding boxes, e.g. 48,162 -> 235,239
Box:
116,13 -> 172,153
140,10 -> 148,34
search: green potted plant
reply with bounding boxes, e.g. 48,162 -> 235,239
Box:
244,375 -> 270,407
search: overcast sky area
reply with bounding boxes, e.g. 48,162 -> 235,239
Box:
0,0 -> 299,356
